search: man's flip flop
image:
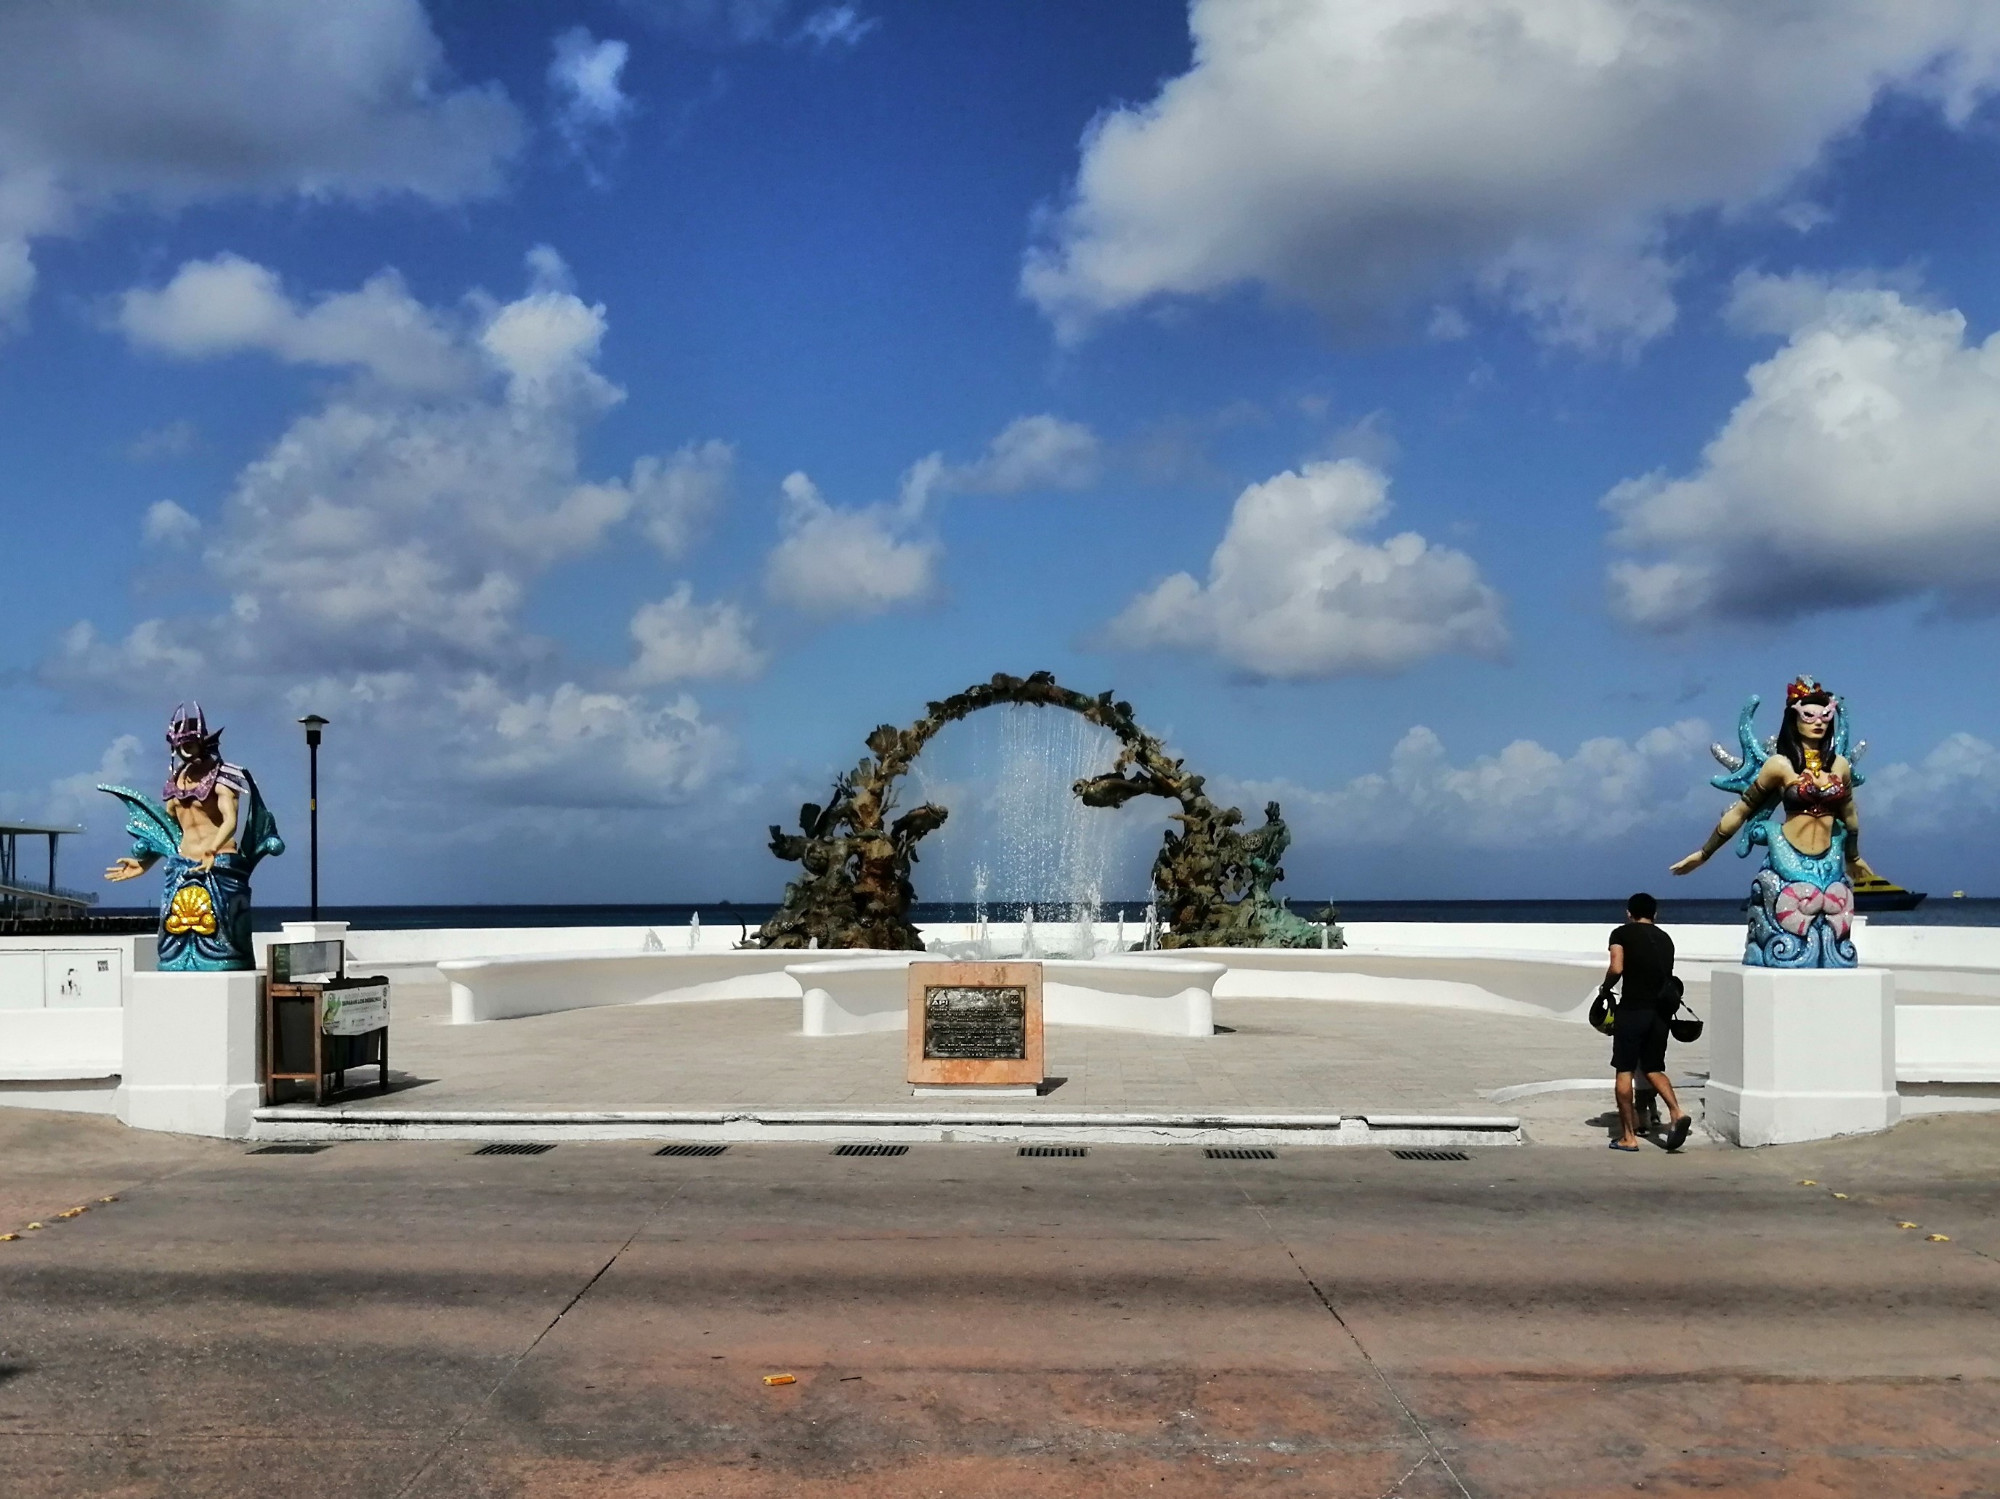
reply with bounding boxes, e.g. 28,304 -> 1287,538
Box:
1667,1117 -> 1692,1152
1609,1141 -> 1640,1152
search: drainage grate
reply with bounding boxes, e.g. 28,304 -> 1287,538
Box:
1205,1147 -> 1277,1160
1019,1145 -> 1087,1157
473,1143 -> 555,1156
832,1143 -> 909,1157
655,1143 -> 729,1157
248,1143 -> 328,1155
1393,1149 -> 1471,1162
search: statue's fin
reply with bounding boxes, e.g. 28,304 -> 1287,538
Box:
1709,743 -> 1743,772
1709,696 -> 1765,796
1833,696 -> 1866,786
98,785 -> 178,862
234,768 -> 285,869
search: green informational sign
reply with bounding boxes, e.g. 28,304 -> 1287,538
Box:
321,982 -> 388,1037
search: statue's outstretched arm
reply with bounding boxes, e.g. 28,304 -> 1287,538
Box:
1671,758 -> 1785,875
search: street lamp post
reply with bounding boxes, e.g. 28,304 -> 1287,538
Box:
297,715 -> 329,923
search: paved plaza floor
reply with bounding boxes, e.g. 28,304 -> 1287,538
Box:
2,1106 -> 1997,1497
349,976 -> 1705,1136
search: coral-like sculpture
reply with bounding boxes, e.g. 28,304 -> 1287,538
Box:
751,671 -> 1337,951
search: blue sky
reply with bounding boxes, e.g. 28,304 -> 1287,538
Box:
5,0 -> 2000,907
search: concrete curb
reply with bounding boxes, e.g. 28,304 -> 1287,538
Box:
250,1106 -> 1523,1148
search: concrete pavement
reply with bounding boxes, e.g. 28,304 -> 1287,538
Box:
339,977 -> 1692,1125
2,1106 -> 1997,1497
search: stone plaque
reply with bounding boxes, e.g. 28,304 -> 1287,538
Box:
906,961 -> 1043,1088
924,985 -> 1027,1060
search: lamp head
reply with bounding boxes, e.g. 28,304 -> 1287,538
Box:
297,713 -> 329,747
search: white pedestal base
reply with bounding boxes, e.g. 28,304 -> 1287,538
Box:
1707,966 -> 1898,1146
116,971 -> 261,1138
911,1084 -> 1041,1098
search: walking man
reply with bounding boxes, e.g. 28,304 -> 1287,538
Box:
1601,892 -> 1692,1152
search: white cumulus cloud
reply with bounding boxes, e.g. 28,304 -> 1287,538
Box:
1607,274 -> 2000,628
897,413 -> 1102,514
548,27 -> 634,178
765,471 -> 937,617
142,500 -> 201,546
1106,459 -> 1506,678
1024,0 -> 2000,350
448,679 -> 729,809
627,585 -> 765,685
1240,719 -> 1711,849
0,0 -> 521,330
118,254 -> 476,393
51,250 -> 738,813
1861,732 -> 2000,834
0,736 -> 147,832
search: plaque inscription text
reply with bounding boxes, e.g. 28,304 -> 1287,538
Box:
923,985 -> 1027,1061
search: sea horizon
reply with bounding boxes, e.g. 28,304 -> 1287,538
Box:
73,895 -> 2000,933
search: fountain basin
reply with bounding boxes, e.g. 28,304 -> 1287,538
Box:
793,954 -> 1221,1038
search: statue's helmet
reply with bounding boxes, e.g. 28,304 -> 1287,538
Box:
165,702 -> 222,762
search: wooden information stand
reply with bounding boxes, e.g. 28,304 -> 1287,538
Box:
261,938 -> 390,1105
906,960 -> 1043,1091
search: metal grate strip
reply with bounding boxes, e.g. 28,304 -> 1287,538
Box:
832,1143 -> 909,1157
655,1143 -> 729,1157
1205,1147 -> 1277,1160
248,1143 -> 328,1155
1019,1145 -> 1087,1157
473,1143 -> 555,1156
1393,1149 -> 1471,1161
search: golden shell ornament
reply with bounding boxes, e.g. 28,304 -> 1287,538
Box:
164,883 -> 218,936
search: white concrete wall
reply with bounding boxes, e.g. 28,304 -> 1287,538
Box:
0,934 -> 156,1094
255,924 -> 686,969
1896,1004 -> 2000,1083
1339,922 -> 1750,962
249,918 -> 2000,974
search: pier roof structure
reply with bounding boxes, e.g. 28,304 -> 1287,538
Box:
0,818 -> 96,914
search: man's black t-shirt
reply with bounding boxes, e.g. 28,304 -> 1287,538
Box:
1610,921 -> 1676,1014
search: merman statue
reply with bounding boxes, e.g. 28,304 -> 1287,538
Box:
1671,676 -> 1873,968
100,704 -> 284,971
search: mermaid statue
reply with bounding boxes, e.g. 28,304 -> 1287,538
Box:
1671,677 -> 1873,968
100,704 -> 284,971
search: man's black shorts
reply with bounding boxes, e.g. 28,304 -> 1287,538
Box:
1611,1007 -> 1669,1075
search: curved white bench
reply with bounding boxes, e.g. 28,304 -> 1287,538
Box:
792,954 -> 1221,1038
441,949 -> 815,1024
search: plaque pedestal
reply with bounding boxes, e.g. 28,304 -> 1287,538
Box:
907,961 -> 1044,1091
1706,966 -> 1898,1146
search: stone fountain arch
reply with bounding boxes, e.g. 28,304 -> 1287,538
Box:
750,671 -> 1333,950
